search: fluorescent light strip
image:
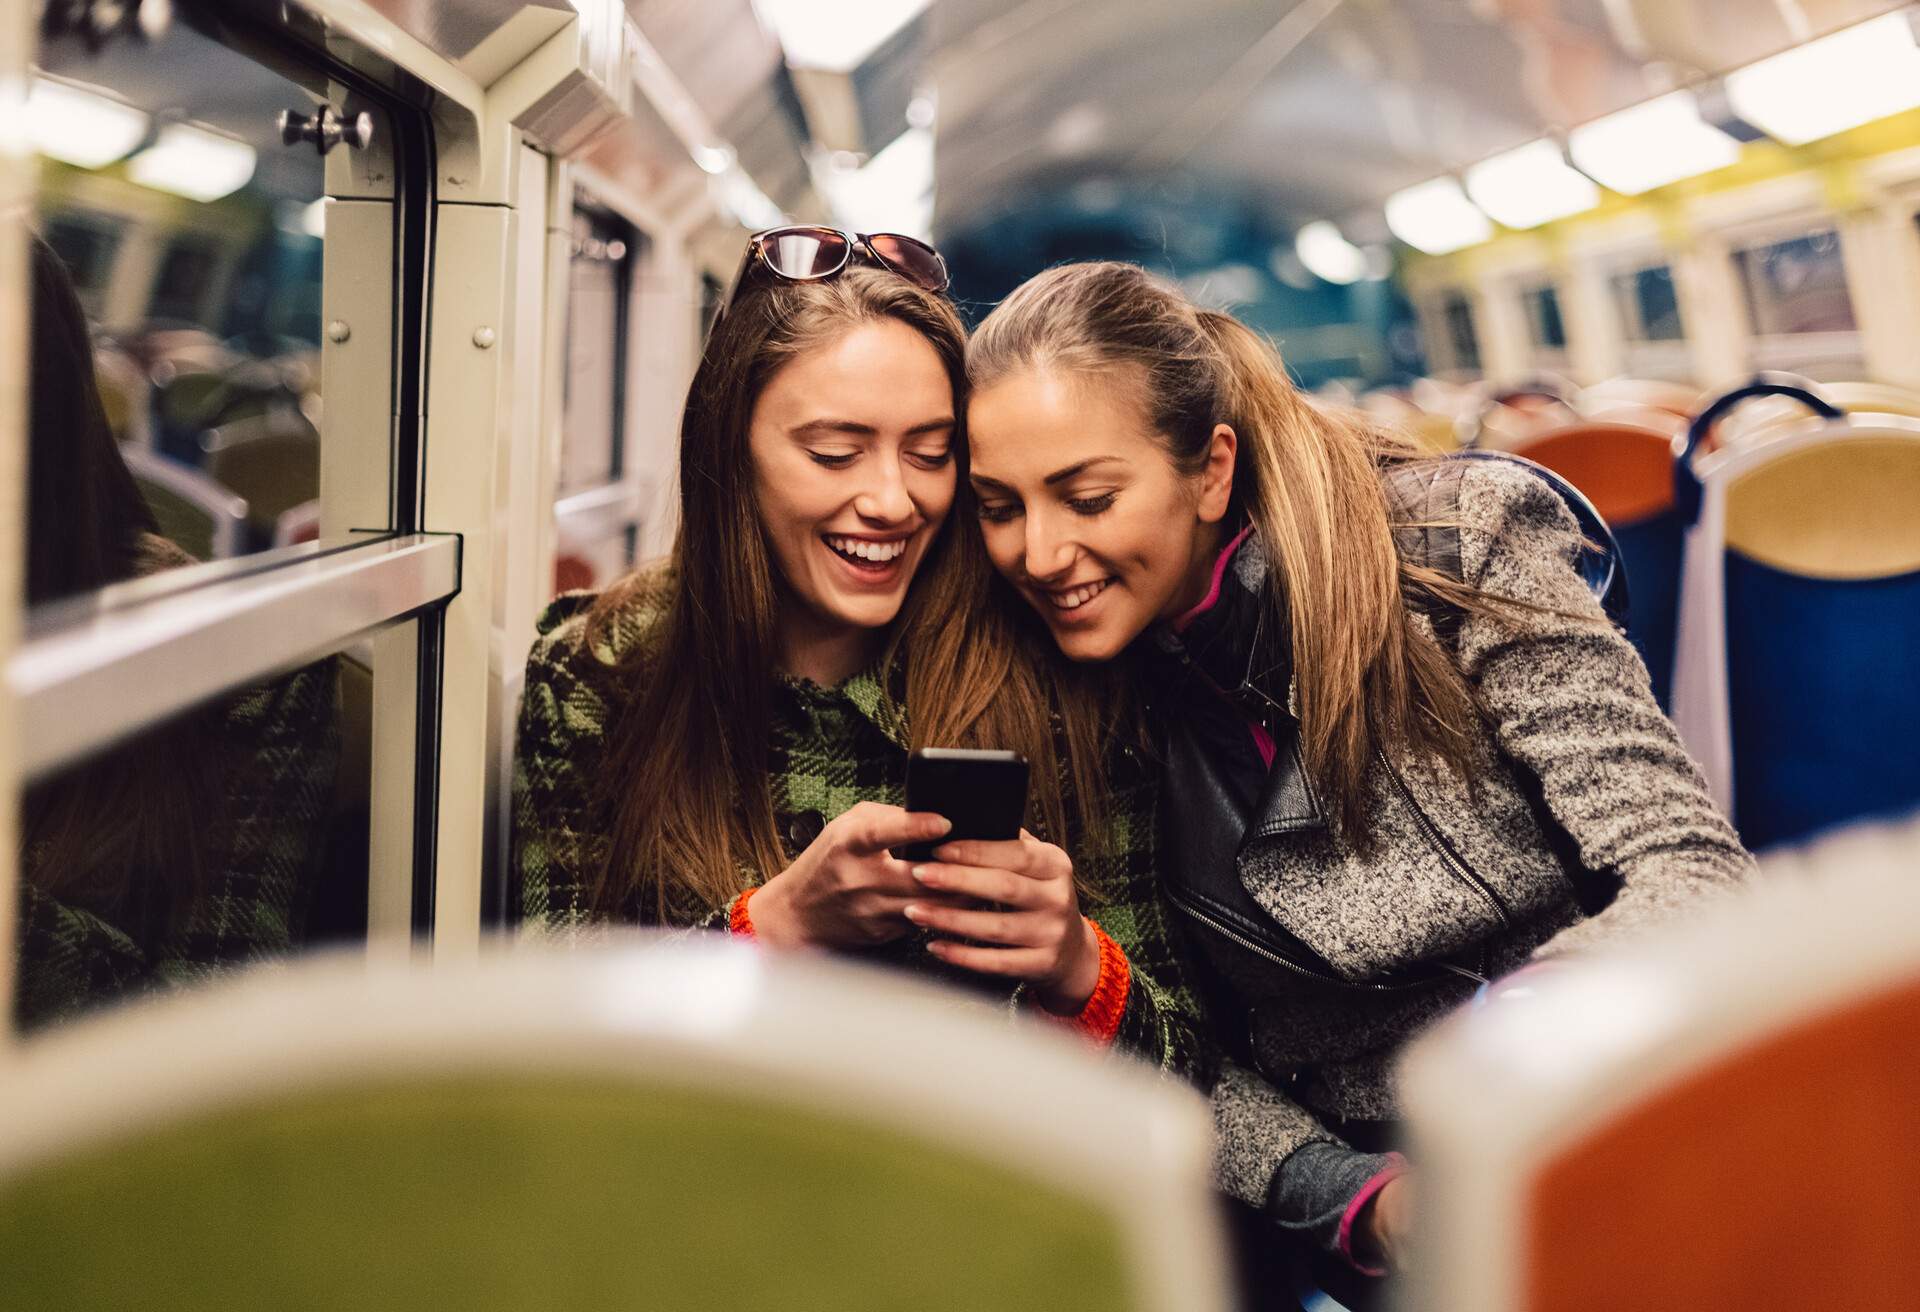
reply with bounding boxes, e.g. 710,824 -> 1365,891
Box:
1724,11 -> 1920,146
819,126 -> 934,240
751,0 -> 932,73
1465,139 -> 1599,230
28,75 -> 149,169
1384,177 -> 1492,255
625,22 -> 786,228
1294,220 -> 1366,284
1569,91 -> 1742,195
127,123 -> 256,202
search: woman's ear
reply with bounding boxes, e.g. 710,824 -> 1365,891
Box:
1195,424 -> 1238,524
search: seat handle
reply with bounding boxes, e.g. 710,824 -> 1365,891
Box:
1459,375 -> 1581,449
1674,374 -> 1844,524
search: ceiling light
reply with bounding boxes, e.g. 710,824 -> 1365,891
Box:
751,0 -> 931,73
1294,220 -> 1367,284
1465,139 -> 1600,229
714,169 -> 786,231
693,144 -> 736,175
127,123 -> 256,202
1723,12 -> 1920,145
27,76 -> 149,169
1384,177 -> 1492,255
819,126 -> 933,240
1569,91 -> 1743,195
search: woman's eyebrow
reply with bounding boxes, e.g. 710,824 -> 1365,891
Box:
789,416 -> 954,438
969,471 -> 1013,493
1043,455 -> 1127,485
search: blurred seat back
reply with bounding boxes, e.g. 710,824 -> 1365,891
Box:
121,447 -> 248,561
1671,397 -> 1920,849
1401,818 -> 1920,1312
0,940 -> 1228,1312
1510,422 -> 1683,707
204,417 -> 321,547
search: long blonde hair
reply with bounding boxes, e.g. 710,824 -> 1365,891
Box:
968,261 -> 1493,844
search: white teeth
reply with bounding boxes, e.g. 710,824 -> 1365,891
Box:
1047,579 -> 1113,611
825,535 -> 907,563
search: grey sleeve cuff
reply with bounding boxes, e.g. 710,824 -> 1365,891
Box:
1266,1140 -> 1399,1257
1211,1061 -> 1342,1207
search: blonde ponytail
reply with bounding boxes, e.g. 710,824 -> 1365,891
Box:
971,263 -> 1486,845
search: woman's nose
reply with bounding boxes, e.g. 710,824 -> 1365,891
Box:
853,459 -> 914,524
1024,511 -> 1076,580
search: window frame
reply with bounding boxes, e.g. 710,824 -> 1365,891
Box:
5,3 -> 454,1028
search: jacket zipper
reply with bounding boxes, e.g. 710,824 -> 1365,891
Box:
1376,747 -> 1512,975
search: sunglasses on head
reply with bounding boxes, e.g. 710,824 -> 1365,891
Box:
718,225 -> 950,322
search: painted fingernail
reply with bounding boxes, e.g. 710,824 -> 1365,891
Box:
903,904 -> 925,924
910,865 -> 933,883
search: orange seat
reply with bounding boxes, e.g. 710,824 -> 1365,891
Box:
1510,423 -> 1676,524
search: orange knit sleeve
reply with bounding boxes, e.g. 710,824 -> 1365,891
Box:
1052,918 -> 1130,1046
728,887 -> 758,938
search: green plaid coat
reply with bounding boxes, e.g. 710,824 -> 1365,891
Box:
512,567 -> 1213,1081
14,657 -> 341,1032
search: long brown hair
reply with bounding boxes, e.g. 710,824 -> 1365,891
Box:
967,260 -> 1500,845
588,266 -> 1107,920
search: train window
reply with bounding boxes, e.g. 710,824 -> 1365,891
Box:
1613,264 -> 1685,343
41,212 -> 121,316
31,15 -> 389,573
16,11 -> 448,1036
559,206 -> 636,497
1525,284 -> 1568,352
1441,291 -> 1481,371
9,614 -> 415,1036
553,204 -> 647,597
700,271 -> 726,342
1733,228 -> 1857,337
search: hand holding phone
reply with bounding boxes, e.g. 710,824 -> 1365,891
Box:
897,749 -> 1104,1014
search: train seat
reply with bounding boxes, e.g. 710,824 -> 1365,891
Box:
204,416 -> 321,549
0,940 -> 1228,1312
1509,421 -> 1685,707
1400,814 -> 1920,1312
120,446 -> 248,561
1671,389 -> 1920,850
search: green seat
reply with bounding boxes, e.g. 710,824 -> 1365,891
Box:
0,939 -> 1227,1311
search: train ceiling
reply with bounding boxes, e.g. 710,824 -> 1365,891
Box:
923,0 -> 1916,235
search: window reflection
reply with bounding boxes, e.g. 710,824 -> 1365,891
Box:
32,15 -> 347,564
1734,228 -> 1857,337
1613,264 -> 1684,343
1441,290 -> 1480,371
1526,284 -> 1566,352
17,233 -> 369,1034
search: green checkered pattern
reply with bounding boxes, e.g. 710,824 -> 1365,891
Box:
511,568 -> 1214,1082
14,658 -> 342,1032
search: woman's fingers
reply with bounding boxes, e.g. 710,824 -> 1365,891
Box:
910,860 -> 1037,906
923,939 -> 1051,978
929,837 -> 1036,872
902,901 -> 1046,947
843,805 -> 952,856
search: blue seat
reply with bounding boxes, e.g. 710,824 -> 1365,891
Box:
1506,422 -> 1686,708
1671,379 -> 1920,849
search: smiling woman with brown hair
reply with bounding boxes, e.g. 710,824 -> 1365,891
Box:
512,232 -> 1209,1074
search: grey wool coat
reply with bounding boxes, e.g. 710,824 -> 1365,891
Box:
1148,455 -> 1758,1212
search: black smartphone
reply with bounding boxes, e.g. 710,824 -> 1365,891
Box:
897,748 -> 1030,862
